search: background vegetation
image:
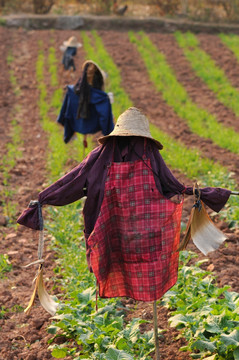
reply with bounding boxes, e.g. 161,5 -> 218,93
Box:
1,0 -> 239,23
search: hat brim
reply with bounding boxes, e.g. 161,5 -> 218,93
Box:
63,41 -> 82,48
98,133 -> 163,150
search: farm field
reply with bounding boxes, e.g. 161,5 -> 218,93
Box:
1,26 -> 239,359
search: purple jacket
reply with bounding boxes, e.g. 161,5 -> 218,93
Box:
17,137 -> 231,237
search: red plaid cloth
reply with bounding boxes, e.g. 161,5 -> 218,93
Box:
87,158 -> 183,301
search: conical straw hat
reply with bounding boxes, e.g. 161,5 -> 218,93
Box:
98,107 -> 163,149
82,60 -> 107,84
63,36 -> 82,48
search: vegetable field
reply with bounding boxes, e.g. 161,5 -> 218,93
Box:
1,26 -> 239,359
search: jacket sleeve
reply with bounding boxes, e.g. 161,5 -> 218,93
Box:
96,98 -> 114,136
57,88 -> 76,143
184,186 -> 231,213
17,146 -> 103,230
57,90 -> 68,126
150,146 -> 231,212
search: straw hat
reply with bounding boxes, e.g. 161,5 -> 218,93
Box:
63,36 -> 82,48
98,107 -> 163,149
82,60 -> 107,84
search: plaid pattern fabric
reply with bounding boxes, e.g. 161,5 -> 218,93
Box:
87,158 -> 183,301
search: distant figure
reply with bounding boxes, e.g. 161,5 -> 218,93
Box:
60,36 -> 82,72
57,60 -> 114,150
113,0 -> 128,15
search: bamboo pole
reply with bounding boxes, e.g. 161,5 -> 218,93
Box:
153,301 -> 160,360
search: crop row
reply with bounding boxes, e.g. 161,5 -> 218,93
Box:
0,52 -> 24,280
175,31 -> 239,117
130,32 -> 239,155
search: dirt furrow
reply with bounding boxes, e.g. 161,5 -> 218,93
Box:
199,34 -> 239,89
0,29 -> 57,360
150,33 -> 239,132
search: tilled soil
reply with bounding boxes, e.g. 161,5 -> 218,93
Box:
0,27 -> 239,360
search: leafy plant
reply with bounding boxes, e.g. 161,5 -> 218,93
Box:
162,251 -> 239,359
36,43 -> 74,180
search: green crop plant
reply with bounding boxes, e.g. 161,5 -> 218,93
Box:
48,47 -> 59,88
36,43 -> 69,180
220,33 -> 239,66
129,31 -> 239,155
48,46 -> 63,114
0,52 -> 23,223
175,31 -> 239,118
162,251 -> 239,359
0,254 -> 12,279
150,125 -> 225,180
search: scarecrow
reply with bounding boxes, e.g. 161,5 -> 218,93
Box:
57,60 -> 114,153
60,36 -> 82,72
17,107 -> 232,359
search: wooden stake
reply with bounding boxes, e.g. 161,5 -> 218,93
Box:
153,301 -> 160,360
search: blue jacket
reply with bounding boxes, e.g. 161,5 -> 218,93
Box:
57,85 -> 114,143
62,47 -> 77,71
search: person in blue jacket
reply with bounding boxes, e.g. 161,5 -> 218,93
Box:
57,60 -> 114,145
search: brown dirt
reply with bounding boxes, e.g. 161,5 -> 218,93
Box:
0,27 -> 239,360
